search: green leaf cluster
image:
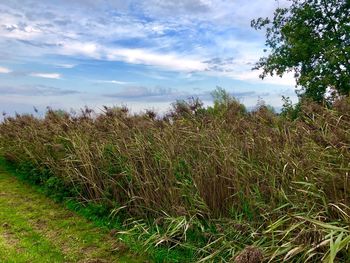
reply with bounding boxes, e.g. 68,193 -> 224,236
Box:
252,0 -> 350,102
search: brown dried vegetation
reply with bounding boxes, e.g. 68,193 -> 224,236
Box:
0,93 -> 349,262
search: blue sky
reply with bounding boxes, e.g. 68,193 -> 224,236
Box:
0,0 -> 297,116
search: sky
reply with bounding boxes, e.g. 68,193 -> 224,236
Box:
0,0 -> 297,117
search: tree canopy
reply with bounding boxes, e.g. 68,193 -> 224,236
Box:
252,0 -> 350,102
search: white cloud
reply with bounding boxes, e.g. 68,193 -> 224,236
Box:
60,41 -> 207,72
1,23 -> 43,40
97,80 -> 132,85
106,47 -> 207,72
0,66 -> 12,73
138,0 -> 290,27
0,0 -> 282,74
260,72 -> 297,87
0,84 -> 78,96
29,72 -> 61,79
0,0 -> 292,79
60,42 -> 100,58
228,70 -> 296,86
55,63 -> 76,68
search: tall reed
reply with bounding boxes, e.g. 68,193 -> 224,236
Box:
0,92 -> 349,262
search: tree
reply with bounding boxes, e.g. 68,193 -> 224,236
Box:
252,0 -> 350,103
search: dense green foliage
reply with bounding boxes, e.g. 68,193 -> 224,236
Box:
252,0 -> 350,102
0,92 -> 349,262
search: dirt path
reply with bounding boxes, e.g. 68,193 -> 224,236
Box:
0,166 -> 146,263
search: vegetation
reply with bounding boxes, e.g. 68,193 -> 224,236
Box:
0,163 -> 145,262
0,89 -> 349,262
252,0 -> 350,102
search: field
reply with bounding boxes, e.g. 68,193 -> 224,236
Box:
0,163 -> 145,262
0,91 -> 349,262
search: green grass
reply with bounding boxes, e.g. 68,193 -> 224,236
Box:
0,165 -> 147,263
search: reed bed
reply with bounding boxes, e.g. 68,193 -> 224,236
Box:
0,91 -> 349,262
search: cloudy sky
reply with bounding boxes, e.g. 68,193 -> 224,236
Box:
0,0 -> 297,117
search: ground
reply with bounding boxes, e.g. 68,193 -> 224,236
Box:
0,166 -> 146,263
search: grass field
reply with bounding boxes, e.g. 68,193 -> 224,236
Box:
0,165 -> 146,263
